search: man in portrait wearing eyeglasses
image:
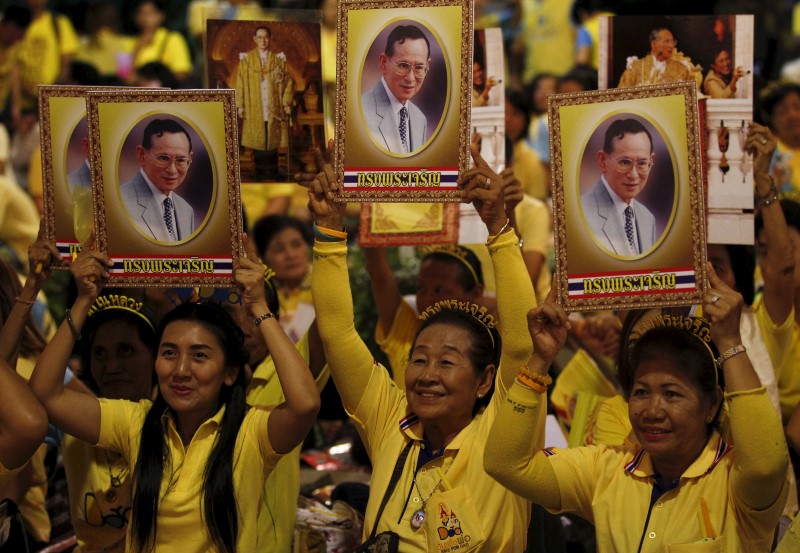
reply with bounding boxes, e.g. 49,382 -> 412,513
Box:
362,24 -> 431,154
618,25 -> 691,87
120,118 -> 195,243
581,118 -> 657,257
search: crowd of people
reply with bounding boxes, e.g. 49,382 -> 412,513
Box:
3,0 -> 800,552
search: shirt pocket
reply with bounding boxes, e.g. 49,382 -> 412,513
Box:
665,535 -> 725,552
424,487 -> 486,552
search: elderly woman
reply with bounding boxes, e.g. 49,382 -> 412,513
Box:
703,48 -> 747,99
307,145 -> 540,551
485,264 -> 789,551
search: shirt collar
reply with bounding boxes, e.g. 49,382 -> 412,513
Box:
397,410 -> 481,452
140,169 -> 173,203
380,76 -> 408,114
601,175 -> 634,217
160,404 -> 227,435
623,430 -> 732,479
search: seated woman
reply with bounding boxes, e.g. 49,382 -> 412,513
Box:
29,238 -> 319,552
703,48 -> 748,99
485,265 -> 790,551
308,145 -> 540,551
61,290 -> 158,552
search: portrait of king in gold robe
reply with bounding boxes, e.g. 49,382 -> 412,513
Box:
236,25 -> 295,180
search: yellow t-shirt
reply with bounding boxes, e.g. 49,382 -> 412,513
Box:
133,27 -> 192,76
74,30 -> 135,77
62,435 -> 129,552
0,173 -> 41,268
374,299 -> 418,389
512,140 -> 548,201
0,43 -> 20,108
16,11 -> 79,100
246,334 -> 329,553
312,230 -> 536,552
774,322 -> 800,422
520,0 -> 575,83
97,398 -> 282,552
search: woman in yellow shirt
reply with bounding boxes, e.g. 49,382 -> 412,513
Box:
306,146 -> 544,551
130,0 -> 192,81
486,265 -> 789,552
30,237 -> 320,553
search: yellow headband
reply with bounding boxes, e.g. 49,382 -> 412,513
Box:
419,244 -> 480,288
88,294 -> 155,332
418,299 -> 496,349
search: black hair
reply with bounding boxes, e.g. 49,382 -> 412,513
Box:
130,302 -> 248,553
558,65 -> 598,92
141,118 -> 192,152
625,326 -> 722,427
420,248 -> 483,291
135,62 -> 178,89
384,24 -> 430,59
524,72 -> 557,116
760,83 -> 800,127
252,214 -> 313,259
603,118 -> 653,154
70,61 -> 102,86
253,25 -> 271,38
135,0 -> 165,12
2,5 -> 32,29
412,306 -> 501,412
79,300 -> 159,395
506,89 -> 532,141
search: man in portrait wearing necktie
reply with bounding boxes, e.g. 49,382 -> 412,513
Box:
581,118 -> 657,257
361,24 -> 431,154
120,118 -> 196,243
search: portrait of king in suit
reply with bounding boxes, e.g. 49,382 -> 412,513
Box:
361,24 -> 433,155
120,118 -> 197,243
581,118 -> 662,258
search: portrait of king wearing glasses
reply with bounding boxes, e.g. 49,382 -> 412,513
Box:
120,118 -> 197,243
361,24 -> 433,155
581,118 -> 660,257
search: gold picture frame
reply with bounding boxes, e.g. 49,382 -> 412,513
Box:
87,89 -> 242,287
550,82 -> 706,311
335,0 -> 472,202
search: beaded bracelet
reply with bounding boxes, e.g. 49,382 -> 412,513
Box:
516,366 -> 552,393
755,179 -> 779,208
254,312 -> 275,327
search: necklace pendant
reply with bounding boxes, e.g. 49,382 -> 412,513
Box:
410,509 -> 425,530
105,489 -> 117,503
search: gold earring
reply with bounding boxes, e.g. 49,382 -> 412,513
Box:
705,416 -> 713,423
477,393 -> 483,399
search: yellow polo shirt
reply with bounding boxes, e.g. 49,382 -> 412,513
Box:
246,334 -> 330,553
487,382 -> 789,553
16,11 -> 79,100
132,27 -> 192,76
63,435 -> 129,552
97,398 -> 282,552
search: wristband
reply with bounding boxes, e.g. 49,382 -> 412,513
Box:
517,366 -> 552,393
65,309 -> 81,341
254,312 -> 275,327
313,222 -> 347,242
716,344 -> 746,367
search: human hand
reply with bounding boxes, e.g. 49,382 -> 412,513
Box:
234,234 -> 270,316
744,122 -> 776,191
501,167 -> 523,218
527,287 -> 570,370
704,262 -> 743,350
576,314 -> 622,360
300,140 -> 345,230
458,145 -> 507,234
27,219 -> 61,286
69,234 -> 111,302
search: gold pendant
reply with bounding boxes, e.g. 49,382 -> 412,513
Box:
105,489 -> 117,503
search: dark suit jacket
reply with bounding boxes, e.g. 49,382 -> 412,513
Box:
361,81 -> 427,153
581,180 -> 657,256
120,171 -> 195,242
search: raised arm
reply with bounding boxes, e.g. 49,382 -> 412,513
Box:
704,263 -> 789,510
235,235 -> 320,454
0,357 -> 47,469
749,124 -> 794,326
459,146 -> 537,394
28,244 -> 108,445
363,246 -> 402,337
304,147 -> 379,412
484,290 -> 570,507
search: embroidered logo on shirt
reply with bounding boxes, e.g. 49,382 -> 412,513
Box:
435,503 -> 470,551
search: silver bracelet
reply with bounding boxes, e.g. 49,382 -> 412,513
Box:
254,312 -> 275,327
716,344 -> 746,367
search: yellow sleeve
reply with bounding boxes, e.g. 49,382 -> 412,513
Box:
163,31 -> 193,75
243,406 -> 281,475
56,14 -> 79,56
490,229 -> 536,397
484,380 -> 563,509
97,398 -> 149,460
726,386 -> 789,511
311,239 -> 384,414
754,300 -> 794,376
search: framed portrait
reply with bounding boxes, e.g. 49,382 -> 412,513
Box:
335,0 -> 472,202
39,86 -> 136,266
86,89 -> 242,287
550,82 -> 706,311
205,12 -> 324,184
